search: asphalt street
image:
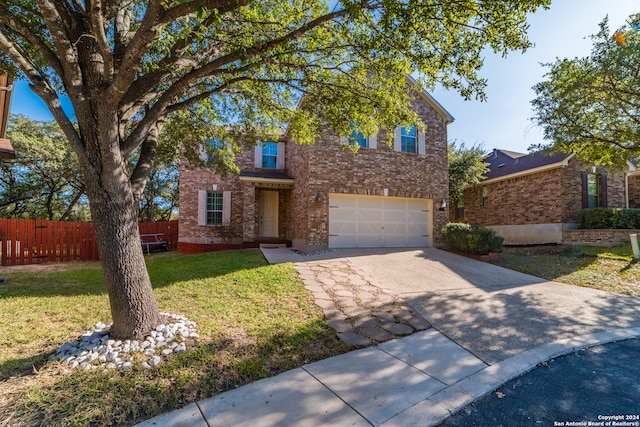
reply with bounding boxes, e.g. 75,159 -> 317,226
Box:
439,338 -> 640,427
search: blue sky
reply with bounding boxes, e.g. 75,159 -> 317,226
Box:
8,1 -> 640,154
433,0 -> 640,154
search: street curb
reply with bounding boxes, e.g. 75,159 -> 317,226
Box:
382,327 -> 640,427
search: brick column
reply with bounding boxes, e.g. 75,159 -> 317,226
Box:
243,184 -> 256,242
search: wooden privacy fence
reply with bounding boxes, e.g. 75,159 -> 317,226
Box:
0,218 -> 178,266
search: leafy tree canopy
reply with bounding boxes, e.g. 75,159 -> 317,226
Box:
0,114 -> 88,220
532,13 -> 640,169
448,140 -> 488,204
0,0 -> 550,339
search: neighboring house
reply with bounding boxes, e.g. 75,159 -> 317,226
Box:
0,74 -> 15,160
453,149 -> 640,245
179,79 -> 454,253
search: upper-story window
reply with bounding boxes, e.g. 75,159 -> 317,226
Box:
400,126 -> 417,154
262,142 -> 278,169
255,141 -> 284,170
350,131 -> 368,148
205,138 -> 225,163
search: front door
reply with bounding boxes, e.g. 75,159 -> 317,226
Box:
259,190 -> 279,238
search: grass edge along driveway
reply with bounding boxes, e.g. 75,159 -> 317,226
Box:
0,249 -> 349,427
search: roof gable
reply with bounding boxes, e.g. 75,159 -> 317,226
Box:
485,149 -> 572,181
405,75 -> 455,124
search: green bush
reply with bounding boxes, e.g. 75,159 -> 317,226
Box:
441,222 -> 504,255
579,208 -> 640,229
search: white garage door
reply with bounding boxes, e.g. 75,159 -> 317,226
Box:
328,194 -> 432,248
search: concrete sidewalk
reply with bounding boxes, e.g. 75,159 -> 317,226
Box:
137,247 -> 640,426
138,327 -> 640,427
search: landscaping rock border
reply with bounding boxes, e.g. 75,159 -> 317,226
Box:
48,312 -> 198,371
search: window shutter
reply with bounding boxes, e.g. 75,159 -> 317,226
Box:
601,174 -> 608,207
197,190 -> 207,226
418,131 -> 426,155
581,172 -> 588,209
222,191 -> 231,223
254,141 -> 262,168
369,133 -> 378,149
276,143 -> 285,170
393,127 -> 401,151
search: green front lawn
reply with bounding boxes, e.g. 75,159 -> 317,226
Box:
501,244 -> 640,297
0,249 -> 348,426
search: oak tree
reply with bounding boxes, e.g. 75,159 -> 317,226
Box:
532,13 -> 640,168
0,114 -> 88,220
0,0 -> 548,339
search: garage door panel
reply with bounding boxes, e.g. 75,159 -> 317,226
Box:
329,194 -> 431,248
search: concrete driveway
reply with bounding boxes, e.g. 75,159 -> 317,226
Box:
332,248 -> 640,364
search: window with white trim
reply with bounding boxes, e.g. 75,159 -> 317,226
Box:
394,125 -> 425,154
401,126 -> 417,153
205,138 -> 225,163
255,141 -> 285,170
262,142 -> 278,169
206,192 -> 224,225
198,190 -> 231,226
350,131 -> 368,148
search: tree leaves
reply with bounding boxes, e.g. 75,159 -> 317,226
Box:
531,14 -> 640,169
448,140 -> 488,204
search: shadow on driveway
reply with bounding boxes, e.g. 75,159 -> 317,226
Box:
333,248 -> 640,364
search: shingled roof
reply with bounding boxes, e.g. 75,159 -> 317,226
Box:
483,149 -> 572,182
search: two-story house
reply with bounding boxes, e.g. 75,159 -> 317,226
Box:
178,81 -> 454,253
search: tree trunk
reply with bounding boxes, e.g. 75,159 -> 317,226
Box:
79,115 -> 163,340
88,181 -> 163,339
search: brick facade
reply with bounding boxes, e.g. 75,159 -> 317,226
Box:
179,86 -> 450,252
457,158 -> 628,244
628,175 -> 640,209
562,229 -> 640,246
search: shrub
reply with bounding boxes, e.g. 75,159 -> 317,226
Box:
441,222 -> 504,255
579,208 -> 640,229
579,208 -> 613,229
612,209 -> 640,229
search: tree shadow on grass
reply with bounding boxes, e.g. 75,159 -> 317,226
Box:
2,318 -> 350,427
0,249 -> 267,298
